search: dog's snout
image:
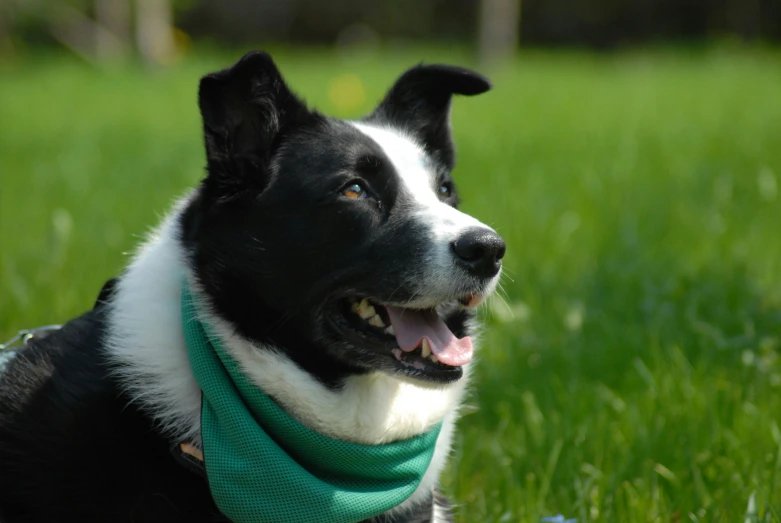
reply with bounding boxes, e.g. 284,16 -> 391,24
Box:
450,228 -> 506,279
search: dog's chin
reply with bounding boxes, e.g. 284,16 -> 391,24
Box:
322,294 -> 481,385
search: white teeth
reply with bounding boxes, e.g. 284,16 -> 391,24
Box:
421,338 -> 431,358
351,297 -> 392,330
357,298 -> 376,319
429,353 -> 439,363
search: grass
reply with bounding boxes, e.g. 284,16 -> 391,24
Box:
2,46 -> 781,521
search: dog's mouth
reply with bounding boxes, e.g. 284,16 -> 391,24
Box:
330,293 -> 484,383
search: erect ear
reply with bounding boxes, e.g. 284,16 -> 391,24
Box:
365,64 -> 491,169
198,51 -> 314,195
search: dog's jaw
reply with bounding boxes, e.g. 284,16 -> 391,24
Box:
105,200 -> 470,516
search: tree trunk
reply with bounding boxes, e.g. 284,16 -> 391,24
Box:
135,0 -> 175,66
478,0 -> 520,68
95,0 -> 131,62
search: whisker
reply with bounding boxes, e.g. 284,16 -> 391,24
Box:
492,291 -> 514,320
401,288 -> 421,310
495,281 -> 512,305
386,279 -> 411,304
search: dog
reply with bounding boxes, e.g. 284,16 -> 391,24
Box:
0,51 -> 504,523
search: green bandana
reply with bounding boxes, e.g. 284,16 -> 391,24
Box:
181,283 -> 442,523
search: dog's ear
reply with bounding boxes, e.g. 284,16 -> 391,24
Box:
366,64 -> 491,169
198,51 -> 314,196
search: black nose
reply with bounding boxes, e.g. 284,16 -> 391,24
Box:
451,228 -> 506,279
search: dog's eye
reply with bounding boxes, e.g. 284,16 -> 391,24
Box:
342,183 -> 368,199
438,182 -> 453,199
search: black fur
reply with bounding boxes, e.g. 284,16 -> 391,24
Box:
0,306 -> 222,522
367,64 -> 491,169
197,51 -> 319,201
0,296 -> 450,523
0,51 -> 494,522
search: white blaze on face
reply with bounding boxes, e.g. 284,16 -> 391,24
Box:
350,122 -> 500,303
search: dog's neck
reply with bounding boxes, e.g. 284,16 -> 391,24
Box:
105,201 -> 469,447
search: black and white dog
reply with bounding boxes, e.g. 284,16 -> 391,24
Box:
0,51 -> 504,523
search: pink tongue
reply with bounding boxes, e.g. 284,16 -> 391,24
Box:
385,306 -> 473,367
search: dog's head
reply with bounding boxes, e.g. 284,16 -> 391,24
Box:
181,51 -> 504,386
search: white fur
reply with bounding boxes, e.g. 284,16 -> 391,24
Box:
204,311 -> 468,514
105,195 -> 469,516
106,200 -> 203,444
208,316 -> 466,444
433,503 -> 451,523
350,122 -> 500,305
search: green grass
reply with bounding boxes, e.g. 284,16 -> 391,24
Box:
2,47 -> 781,522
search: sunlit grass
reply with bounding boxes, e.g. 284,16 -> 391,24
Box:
1,47 -> 781,521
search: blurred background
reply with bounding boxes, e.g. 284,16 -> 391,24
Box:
1,0 -> 780,64
1,1 -> 781,522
